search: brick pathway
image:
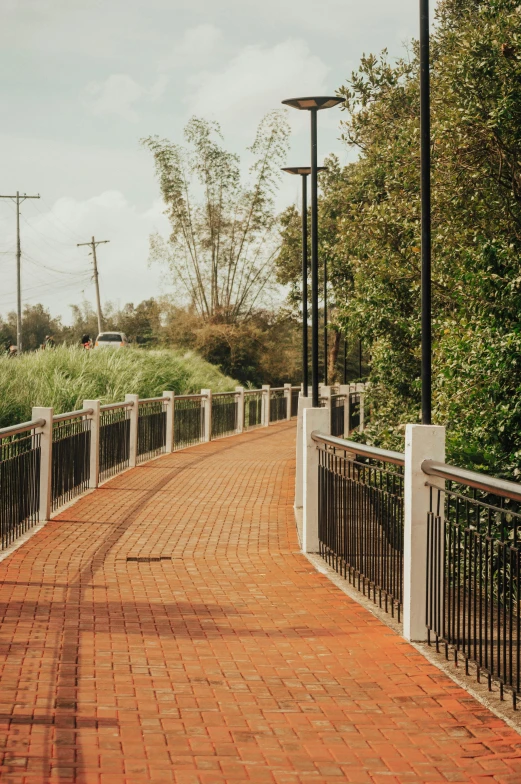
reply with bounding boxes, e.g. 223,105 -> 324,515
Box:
1,421 -> 521,783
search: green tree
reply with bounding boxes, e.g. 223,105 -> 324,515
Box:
276,0 -> 521,476
0,304 -> 64,352
142,112 -> 290,324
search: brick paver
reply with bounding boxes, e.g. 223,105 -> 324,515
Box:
1,421 -> 521,783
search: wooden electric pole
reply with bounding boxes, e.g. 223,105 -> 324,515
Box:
77,236 -> 109,335
0,191 -> 41,353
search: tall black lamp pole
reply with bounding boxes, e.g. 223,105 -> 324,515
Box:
282,166 -> 326,397
420,0 -> 432,424
282,97 -> 345,407
323,249 -> 328,386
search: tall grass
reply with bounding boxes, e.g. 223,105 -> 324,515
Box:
0,346 -> 237,428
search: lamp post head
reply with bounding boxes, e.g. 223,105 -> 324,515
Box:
281,166 -> 327,176
281,96 -> 345,111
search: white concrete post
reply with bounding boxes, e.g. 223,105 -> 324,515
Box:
403,424 -> 446,642
302,407 -> 330,553
201,389 -> 212,441
33,407 -> 53,522
365,381 -> 372,423
284,383 -> 292,420
83,399 -> 100,488
125,394 -> 139,467
346,384 -> 354,435
338,385 -> 349,438
321,385 -> 332,429
356,382 -> 365,432
262,385 -> 270,427
163,391 -> 175,452
295,395 -> 313,509
235,387 -> 245,433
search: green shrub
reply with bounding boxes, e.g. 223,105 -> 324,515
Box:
0,345 -> 237,428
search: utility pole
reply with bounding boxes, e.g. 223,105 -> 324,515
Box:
77,236 -> 109,335
0,191 -> 40,353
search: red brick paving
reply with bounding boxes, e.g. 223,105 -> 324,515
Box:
1,421 -> 521,783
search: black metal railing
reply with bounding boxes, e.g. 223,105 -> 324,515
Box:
211,393 -> 238,439
0,383 -> 297,549
330,395 -> 346,438
291,387 -> 300,417
138,399 -> 167,462
52,414 -> 91,510
0,423 -> 41,549
244,391 -> 263,429
348,391 -> 361,432
100,404 -> 130,482
174,396 -> 205,450
270,389 -> 287,423
425,460 -> 521,708
314,433 -> 405,620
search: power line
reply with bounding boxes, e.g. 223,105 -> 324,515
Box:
0,191 -> 40,352
19,212 -> 74,253
0,275 -> 92,308
0,269 -> 92,297
23,251 -> 85,277
36,199 -> 84,243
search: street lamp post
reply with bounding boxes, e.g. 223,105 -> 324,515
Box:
420,0 -> 432,425
323,245 -> 328,386
282,166 -> 326,397
282,97 -> 345,407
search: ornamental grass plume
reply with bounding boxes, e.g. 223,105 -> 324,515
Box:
0,345 -> 236,428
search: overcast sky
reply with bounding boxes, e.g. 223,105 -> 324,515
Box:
0,0 -> 420,324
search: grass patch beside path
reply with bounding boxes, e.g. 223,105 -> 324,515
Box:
0,345 -> 237,428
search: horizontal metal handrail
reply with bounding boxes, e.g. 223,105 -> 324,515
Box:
0,418 -> 46,438
100,401 -> 134,412
174,394 -> 206,401
212,391 -> 240,398
422,460 -> 521,503
270,387 -> 286,392
138,396 -> 168,405
244,389 -> 263,395
311,432 -> 405,467
53,408 -> 94,423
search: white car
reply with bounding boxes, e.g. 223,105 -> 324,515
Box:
94,331 -> 129,349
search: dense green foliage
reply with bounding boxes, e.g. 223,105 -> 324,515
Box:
0,345 -> 236,428
277,0 -> 521,478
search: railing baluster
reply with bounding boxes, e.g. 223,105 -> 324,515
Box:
314,434 -> 405,619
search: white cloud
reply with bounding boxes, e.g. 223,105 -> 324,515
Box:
187,39 -> 329,123
83,72 -> 169,122
84,74 -> 146,122
159,24 -> 223,71
0,132 -> 155,208
149,73 -> 169,102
